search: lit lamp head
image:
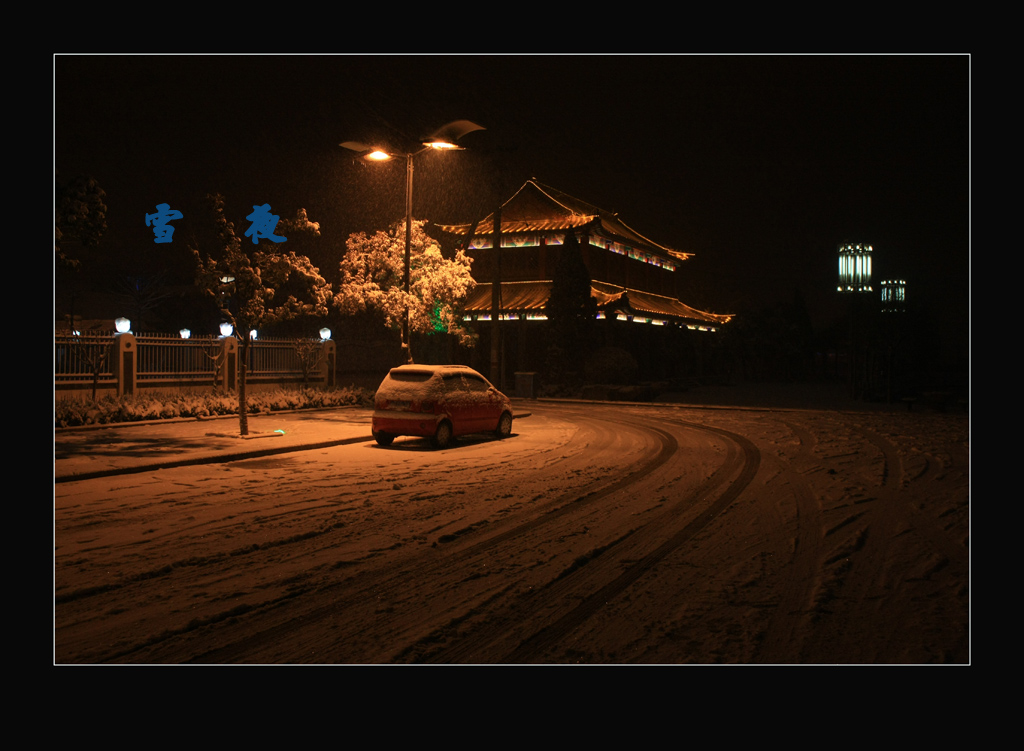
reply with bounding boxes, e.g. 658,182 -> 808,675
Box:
115,317 -> 131,334
219,322 -> 234,337
423,120 -> 486,151
341,121 -> 484,160
340,141 -> 393,162
319,327 -> 332,340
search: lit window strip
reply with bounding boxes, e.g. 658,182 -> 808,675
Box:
465,311 -> 712,329
467,232 -> 676,271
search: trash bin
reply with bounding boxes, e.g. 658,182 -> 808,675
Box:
514,372 -> 538,399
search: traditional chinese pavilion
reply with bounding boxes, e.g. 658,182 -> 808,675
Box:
436,179 -> 733,383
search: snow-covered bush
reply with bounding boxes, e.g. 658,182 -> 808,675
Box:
55,386 -> 371,429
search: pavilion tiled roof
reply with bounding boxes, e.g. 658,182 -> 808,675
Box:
592,282 -> 733,325
437,179 -> 694,262
463,280 -> 732,326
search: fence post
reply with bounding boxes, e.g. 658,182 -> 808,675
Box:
113,332 -> 137,397
219,336 -> 238,391
320,339 -> 336,388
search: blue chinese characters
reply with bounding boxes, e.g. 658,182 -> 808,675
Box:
244,203 -> 287,244
144,201 -> 289,245
145,203 -> 183,243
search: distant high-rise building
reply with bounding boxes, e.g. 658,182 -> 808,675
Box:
880,279 -> 907,312
837,243 -> 873,293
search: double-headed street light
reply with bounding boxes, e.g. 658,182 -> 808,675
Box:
342,120 -> 485,363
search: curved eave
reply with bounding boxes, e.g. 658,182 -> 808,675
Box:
598,215 -> 689,261
435,178 -> 694,264
437,215 -> 597,235
592,281 -> 733,325
463,280 -> 733,327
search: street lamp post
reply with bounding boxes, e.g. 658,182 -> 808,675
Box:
342,120 -> 484,364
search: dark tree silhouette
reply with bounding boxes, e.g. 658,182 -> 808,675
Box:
545,230 -> 596,382
55,173 -> 107,267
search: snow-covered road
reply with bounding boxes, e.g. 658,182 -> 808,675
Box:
54,402 -> 969,663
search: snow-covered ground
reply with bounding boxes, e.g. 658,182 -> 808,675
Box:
54,401 -> 969,663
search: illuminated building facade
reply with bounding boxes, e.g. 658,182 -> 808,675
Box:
440,180 -> 731,328
437,180 -> 732,381
837,242 -> 873,293
880,279 -> 907,312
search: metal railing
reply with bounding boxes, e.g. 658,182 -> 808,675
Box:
55,331 -> 116,383
134,333 -> 222,382
243,337 -> 303,378
55,332 -> 331,391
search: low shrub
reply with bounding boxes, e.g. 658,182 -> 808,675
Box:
584,346 -> 639,385
55,386 -> 372,429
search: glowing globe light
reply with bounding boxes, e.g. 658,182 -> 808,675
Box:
219,322 -> 234,337
179,328 -> 191,339
115,317 -> 131,333
250,329 -> 258,340
320,327 -> 332,340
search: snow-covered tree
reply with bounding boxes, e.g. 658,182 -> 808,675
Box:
335,219 -> 476,364
192,195 -> 331,435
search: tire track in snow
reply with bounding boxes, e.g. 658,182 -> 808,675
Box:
497,419 -> 759,664
753,418 -> 826,663
799,418 -> 967,662
176,412 -> 678,664
413,416 -> 759,664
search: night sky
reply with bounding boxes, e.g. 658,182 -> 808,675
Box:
55,54 -> 969,360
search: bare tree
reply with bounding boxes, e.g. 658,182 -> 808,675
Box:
192,195 -> 331,435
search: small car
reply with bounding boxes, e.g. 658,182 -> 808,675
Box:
372,364 -> 513,449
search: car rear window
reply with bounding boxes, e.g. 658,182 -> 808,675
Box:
388,370 -> 434,383
377,370 -> 444,402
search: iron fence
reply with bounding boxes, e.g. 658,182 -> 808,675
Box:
134,332 -> 222,382
243,336 -> 304,378
54,331 -> 116,383
55,332 -> 324,387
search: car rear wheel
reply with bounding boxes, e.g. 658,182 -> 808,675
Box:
495,412 -> 513,439
373,431 -> 395,446
431,420 -> 453,450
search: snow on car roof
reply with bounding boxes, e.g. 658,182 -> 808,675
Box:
377,364 -> 494,402
387,364 -> 476,376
